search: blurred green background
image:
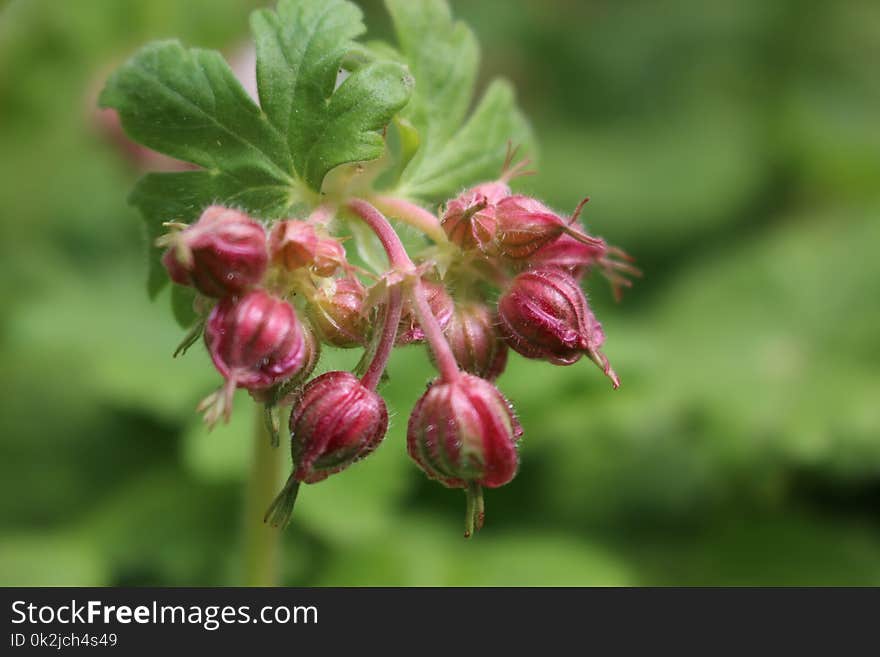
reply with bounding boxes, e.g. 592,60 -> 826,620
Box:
1,0 -> 879,586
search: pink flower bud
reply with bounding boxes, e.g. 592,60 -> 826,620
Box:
306,277 -> 368,348
442,303 -> 508,381
205,289 -> 307,391
497,268 -> 619,387
268,221 -> 347,277
259,323 -> 321,407
312,237 -> 347,277
471,181 -> 513,205
493,196 -> 607,262
530,232 -> 642,300
290,372 -> 388,484
268,220 -> 319,271
492,195 -> 573,260
396,280 -> 454,345
441,182 -> 510,251
528,232 -> 603,279
265,370 -> 389,527
407,374 -> 522,536
161,205 -> 268,298
407,374 -> 521,489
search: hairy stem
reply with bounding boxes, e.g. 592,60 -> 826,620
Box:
408,276 -> 459,382
242,403 -> 283,586
348,199 -> 415,269
347,199 -> 408,390
370,195 -> 448,245
360,284 -> 403,391
348,199 -> 459,384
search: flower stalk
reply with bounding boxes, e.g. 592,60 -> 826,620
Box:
243,403 -> 283,586
348,199 -> 459,383
369,194 -> 448,244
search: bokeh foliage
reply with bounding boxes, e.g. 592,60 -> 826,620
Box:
1,0 -> 878,585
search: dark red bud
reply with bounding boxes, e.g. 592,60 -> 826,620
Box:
497,268 -> 619,387
290,372 -> 388,484
205,289 -> 307,390
306,277 -> 368,348
407,374 -> 522,536
268,220 -> 319,271
396,280 -> 454,345
265,370 -> 389,527
407,374 -> 522,489
442,303 -> 508,381
162,205 -> 268,297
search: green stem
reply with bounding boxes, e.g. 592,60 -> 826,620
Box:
242,403 -> 283,586
464,482 -> 485,539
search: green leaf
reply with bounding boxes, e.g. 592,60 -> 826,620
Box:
302,61 -> 413,189
386,0 -> 478,156
129,171 -> 291,298
386,0 -> 533,201
99,40 -> 293,184
401,79 -> 533,200
251,0 -> 413,191
250,0 -> 364,158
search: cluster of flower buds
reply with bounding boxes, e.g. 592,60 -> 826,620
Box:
157,151 -> 636,537
437,157 -> 638,388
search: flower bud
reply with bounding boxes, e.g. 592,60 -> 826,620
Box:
161,205 -> 267,297
493,195 -> 607,262
492,195 -> 572,260
205,289 -> 307,391
254,324 -> 321,447
396,280 -> 454,345
441,181 -> 510,251
471,181 -> 512,205
268,220 -> 319,271
306,277 -> 368,348
262,323 -> 321,407
529,232 -> 641,300
497,268 -> 619,387
312,237 -> 347,277
442,303 -> 508,381
265,370 -> 389,527
407,374 -> 522,536
290,372 -> 388,484
268,221 -> 347,277
527,232 -> 602,279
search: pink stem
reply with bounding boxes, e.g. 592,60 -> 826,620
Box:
408,279 -> 459,383
348,199 -> 414,270
360,285 -> 403,391
370,195 -> 447,244
346,199 -> 409,391
348,199 -> 460,384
